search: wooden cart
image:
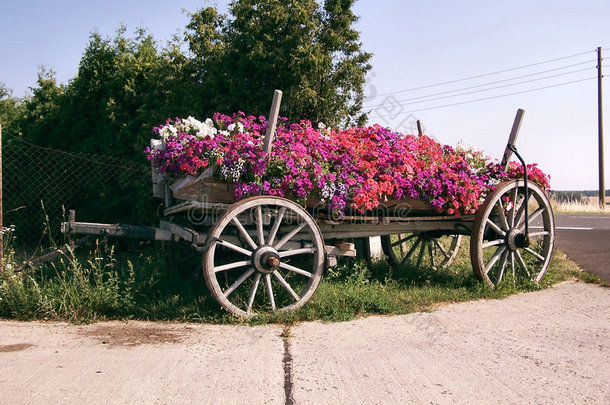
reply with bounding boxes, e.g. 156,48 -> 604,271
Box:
62,94 -> 555,318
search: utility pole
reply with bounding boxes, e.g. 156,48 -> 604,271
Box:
598,47 -> 606,209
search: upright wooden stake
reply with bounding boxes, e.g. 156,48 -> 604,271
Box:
501,109 -> 525,171
416,120 -> 423,136
263,90 -> 283,155
597,47 -> 606,209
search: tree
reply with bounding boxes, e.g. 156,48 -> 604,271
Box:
0,83 -> 26,136
185,0 -> 372,127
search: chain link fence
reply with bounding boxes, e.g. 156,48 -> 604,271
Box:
3,132 -> 155,257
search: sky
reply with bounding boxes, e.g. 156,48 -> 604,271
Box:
1,0 -> 609,191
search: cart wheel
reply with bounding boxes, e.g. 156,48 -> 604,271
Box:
470,180 -> 555,289
203,196 -> 325,318
381,232 -> 462,270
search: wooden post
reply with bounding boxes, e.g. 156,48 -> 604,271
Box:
416,120 -> 423,136
502,109 -> 525,171
597,47 -> 605,209
263,90 -> 283,155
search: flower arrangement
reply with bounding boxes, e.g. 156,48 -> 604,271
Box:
145,112 -> 550,216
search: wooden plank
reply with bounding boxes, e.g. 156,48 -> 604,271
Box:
172,177 -> 235,202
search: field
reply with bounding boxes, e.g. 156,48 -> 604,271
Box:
550,194 -> 609,214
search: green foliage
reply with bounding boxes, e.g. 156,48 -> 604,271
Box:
185,0 -> 372,127
0,83 -> 26,135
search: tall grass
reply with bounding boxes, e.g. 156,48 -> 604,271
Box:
1,227 -> 595,324
550,195 -> 608,215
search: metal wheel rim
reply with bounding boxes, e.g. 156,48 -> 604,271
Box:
381,233 -> 462,270
203,196 -> 325,318
470,180 -> 555,289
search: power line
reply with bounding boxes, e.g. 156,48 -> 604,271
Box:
363,60 -> 595,109
364,50 -> 594,99
367,77 -> 596,119
365,67 -> 593,110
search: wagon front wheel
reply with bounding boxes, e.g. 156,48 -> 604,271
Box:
203,196 -> 325,318
381,232 -> 462,270
470,180 -> 555,289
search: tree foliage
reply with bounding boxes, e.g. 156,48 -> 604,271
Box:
0,82 -> 26,136
185,0 -> 372,127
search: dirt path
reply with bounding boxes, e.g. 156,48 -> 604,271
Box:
1,281 -> 608,404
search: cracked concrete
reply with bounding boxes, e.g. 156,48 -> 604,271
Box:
0,281 -> 608,404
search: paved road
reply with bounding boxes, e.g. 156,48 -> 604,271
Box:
1,281 -> 608,404
554,214 -> 610,283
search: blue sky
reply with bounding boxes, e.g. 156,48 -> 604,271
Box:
1,0 -> 609,190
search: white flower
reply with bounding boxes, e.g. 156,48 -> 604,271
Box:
159,125 -> 178,141
227,122 -> 244,133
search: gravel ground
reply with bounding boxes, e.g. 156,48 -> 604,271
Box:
0,280 -> 608,404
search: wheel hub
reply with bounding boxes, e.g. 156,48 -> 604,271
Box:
506,228 -> 530,251
253,246 -> 281,274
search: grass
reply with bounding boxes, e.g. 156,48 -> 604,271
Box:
1,229 -> 602,325
550,195 -> 609,215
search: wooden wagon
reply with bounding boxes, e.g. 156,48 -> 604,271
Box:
62,91 -> 555,318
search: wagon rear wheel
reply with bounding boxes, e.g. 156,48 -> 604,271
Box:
381,232 -> 462,271
203,196 -> 325,318
470,180 -> 555,289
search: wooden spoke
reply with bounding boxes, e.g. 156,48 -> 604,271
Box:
515,250 -> 530,277
400,238 -> 421,266
514,194 -> 531,228
494,249 -> 509,285
256,205 -> 265,245
524,247 -> 545,262
247,273 -> 262,311
508,188 -> 519,227
217,239 -> 252,257
528,231 -> 550,238
264,274 -> 276,311
416,240 -> 425,269
279,262 -> 313,278
484,246 -> 506,275
273,271 -> 300,302
223,268 -> 255,297
486,218 -> 506,237
214,260 -> 250,273
495,200 -> 510,231
391,233 -> 417,247
428,242 -> 436,269
267,207 -> 286,246
274,222 -> 307,250
522,206 -> 546,230
482,239 -> 505,249
434,239 -> 450,259
232,217 -> 257,250
279,247 -> 317,257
